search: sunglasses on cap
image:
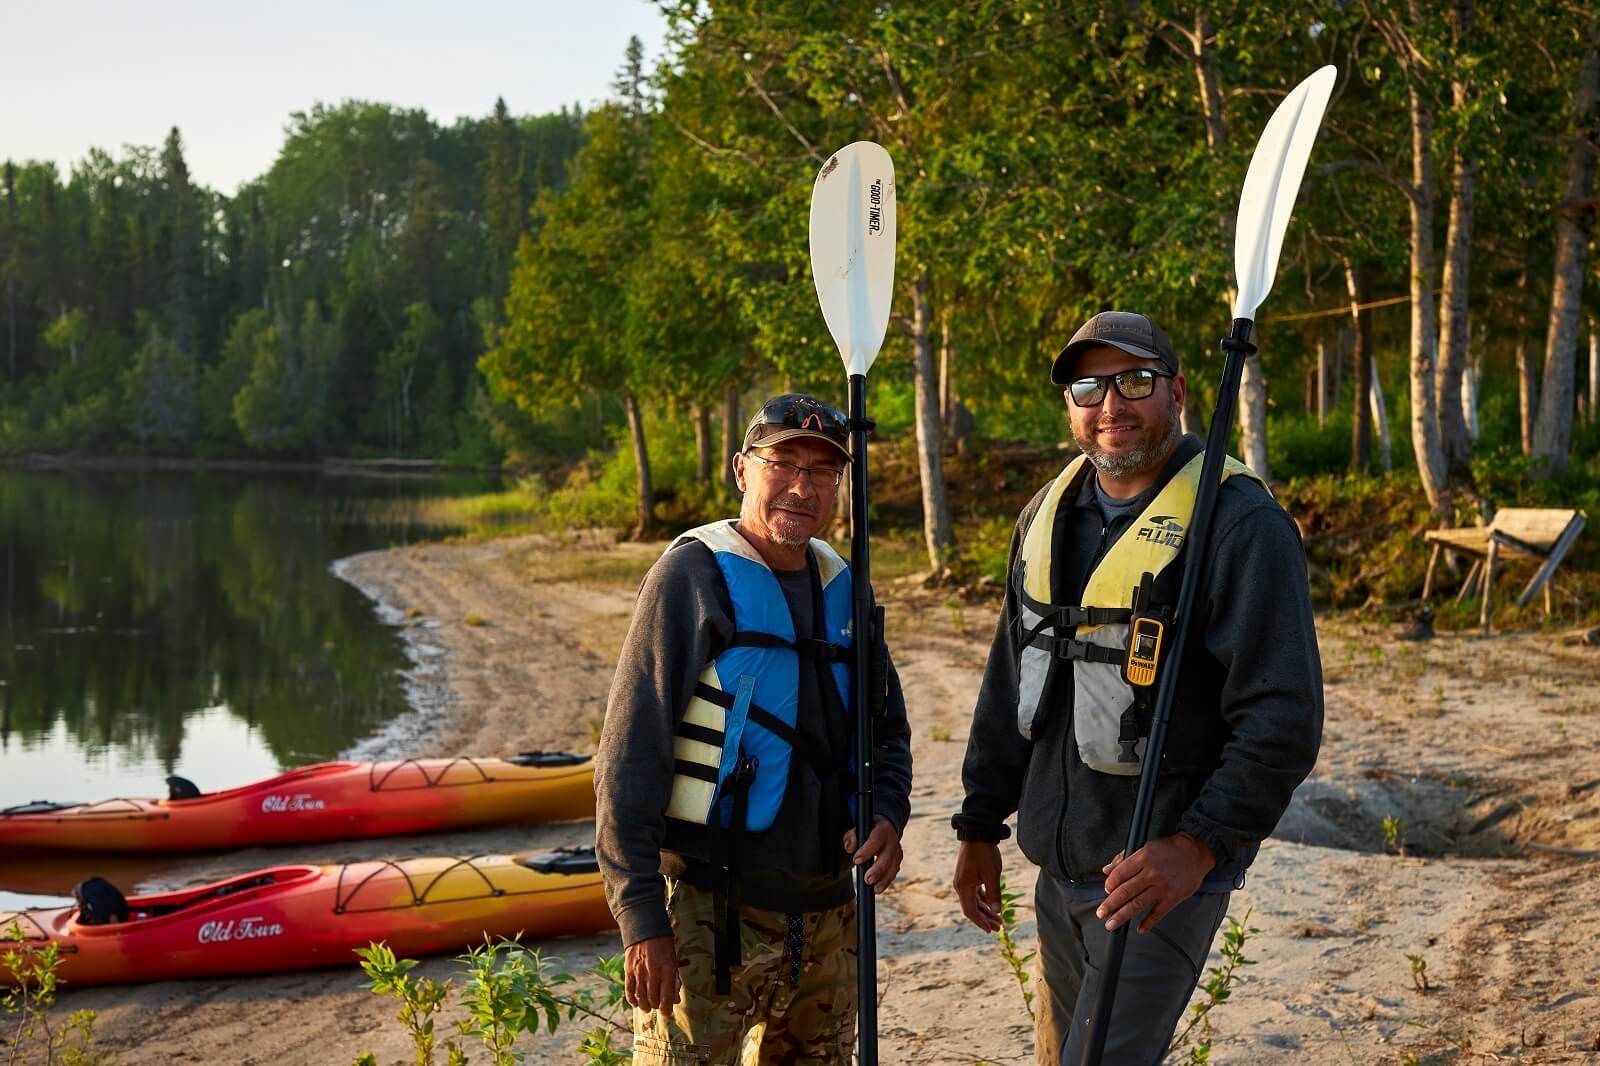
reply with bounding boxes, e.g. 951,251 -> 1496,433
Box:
743,394 -> 849,451
1066,368 -> 1174,408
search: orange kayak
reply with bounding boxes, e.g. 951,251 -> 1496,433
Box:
0,849 -> 615,987
0,753 -> 594,852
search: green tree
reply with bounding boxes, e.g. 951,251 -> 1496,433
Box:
486,45 -> 659,536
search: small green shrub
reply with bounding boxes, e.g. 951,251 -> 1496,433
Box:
3,921 -> 113,1066
355,938 -> 631,1066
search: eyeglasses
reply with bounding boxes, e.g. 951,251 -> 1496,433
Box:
1067,368 -> 1173,407
744,451 -> 846,488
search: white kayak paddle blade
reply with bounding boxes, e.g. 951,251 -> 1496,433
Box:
809,142 -> 897,377
1233,65 -> 1337,320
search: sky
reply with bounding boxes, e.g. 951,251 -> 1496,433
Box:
2,0 -> 671,195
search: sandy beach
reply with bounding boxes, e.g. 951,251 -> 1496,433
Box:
51,531 -> 1600,1064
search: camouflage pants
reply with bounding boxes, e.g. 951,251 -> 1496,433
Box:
631,878 -> 858,1066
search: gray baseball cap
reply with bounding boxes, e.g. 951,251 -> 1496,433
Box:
1050,311 -> 1179,385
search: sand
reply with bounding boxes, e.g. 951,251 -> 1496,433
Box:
43,532 -> 1600,1065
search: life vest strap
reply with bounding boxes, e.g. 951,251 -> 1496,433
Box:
1023,633 -> 1126,666
692,682 -> 834,782
1017,598 -> 1133,629
725,630 -> 850,665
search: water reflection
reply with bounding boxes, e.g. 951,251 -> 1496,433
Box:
0,468 -> 490,908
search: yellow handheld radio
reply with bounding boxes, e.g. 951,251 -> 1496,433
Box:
1122,572 -> 1164,688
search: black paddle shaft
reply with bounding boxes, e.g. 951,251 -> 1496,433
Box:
847,371 -> 879,1066
1076,317 -> 1255,1066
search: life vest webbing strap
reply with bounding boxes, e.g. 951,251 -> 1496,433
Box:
725,631 -> 792,650
673,760 -> 719,784
1022,633 -> 1125,666
691,683 -> 834,779
677,722 -> 723,748
725,630 -> 849,664
1015,592 -> 1132,629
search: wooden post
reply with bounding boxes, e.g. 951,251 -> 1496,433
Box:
1422,543 -> 1443,600
1480,538 -> 1499,635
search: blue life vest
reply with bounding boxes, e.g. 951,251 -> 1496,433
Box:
663,521 -> 855,833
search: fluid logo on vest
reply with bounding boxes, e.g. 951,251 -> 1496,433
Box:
1134,515 -> 1185,549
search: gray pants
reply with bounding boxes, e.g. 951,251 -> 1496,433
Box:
1032,869 -> 1230,1066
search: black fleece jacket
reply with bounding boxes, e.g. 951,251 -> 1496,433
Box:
952,436 -> 1322,888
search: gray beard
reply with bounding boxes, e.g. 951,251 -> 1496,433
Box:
766,527 -> 810,547
1076,413 -> 1183,480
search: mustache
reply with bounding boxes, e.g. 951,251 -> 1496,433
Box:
1097,417 -> 1143,430
771,494 -> 819,516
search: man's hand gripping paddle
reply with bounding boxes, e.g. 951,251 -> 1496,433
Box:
1076,65 -> 1337,1066
809,140 -> 896,1066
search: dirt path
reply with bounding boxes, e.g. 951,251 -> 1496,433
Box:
57,534 -> 1600,1064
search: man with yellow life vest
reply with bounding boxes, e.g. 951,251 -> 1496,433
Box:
596,394 -> 914,1066
951,312 -> 1323,1066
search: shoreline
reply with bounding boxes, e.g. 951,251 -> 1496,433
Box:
330,552 -> 456,762
43,533 -> 1600,1064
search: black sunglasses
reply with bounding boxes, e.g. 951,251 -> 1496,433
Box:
1067,368 -> 1173,407
745,395 -> 849,448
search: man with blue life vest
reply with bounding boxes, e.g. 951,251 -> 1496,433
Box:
950,312 -> 1322,1065
596,393 -> 914,1066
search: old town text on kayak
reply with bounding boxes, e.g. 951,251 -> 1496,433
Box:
197,916 -> 285,944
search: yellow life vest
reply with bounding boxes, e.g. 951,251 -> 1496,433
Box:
1015,450 -> 1267,774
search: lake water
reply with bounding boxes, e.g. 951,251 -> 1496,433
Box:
0,467 -> 491,910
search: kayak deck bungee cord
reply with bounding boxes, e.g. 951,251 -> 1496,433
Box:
0,752 -> 595,851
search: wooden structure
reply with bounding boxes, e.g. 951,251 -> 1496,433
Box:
1422,508 -> 1587,634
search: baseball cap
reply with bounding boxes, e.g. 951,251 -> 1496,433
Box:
1050,311 -> 1179,385
742,394 -> 850,461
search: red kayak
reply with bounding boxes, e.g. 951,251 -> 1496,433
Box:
0,849 -> 615,987
0,752 -> 594,852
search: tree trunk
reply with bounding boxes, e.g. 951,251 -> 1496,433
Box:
1436,0 -> 1477,483
692,402 -> 713,484
1181,381 -> 1206,439
721,383 -> 741,494
1371,358 -> 1394,473
624,391 -> 656,539
1191,9 -> 1227,151
938,304 -> 953,426
911,275 -> 952,577
1532,14 -> 1600,473
1589,314 -> 1599,424
1333,328 -> 1347,410
1316,338 -> 1330,425
1405,71 -> 1451,515
1515,243 -> 1539,455
4,162 -> 15,384
1347,259 -> 1373,471
1461,362 -> 1479,440
1238,348 -> 1270,479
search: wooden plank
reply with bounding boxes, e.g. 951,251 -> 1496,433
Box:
1492,508 -> 1581,548
1424,527 -> 1492,552
1517,513 -> 1587,608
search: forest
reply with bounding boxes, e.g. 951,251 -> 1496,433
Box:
3,1 -> 1598,579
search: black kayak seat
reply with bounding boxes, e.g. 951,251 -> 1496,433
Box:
73,877 -> 130,925
506,751 -> 590,768
520,847 -> 600,876
166,775 -> 203,800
